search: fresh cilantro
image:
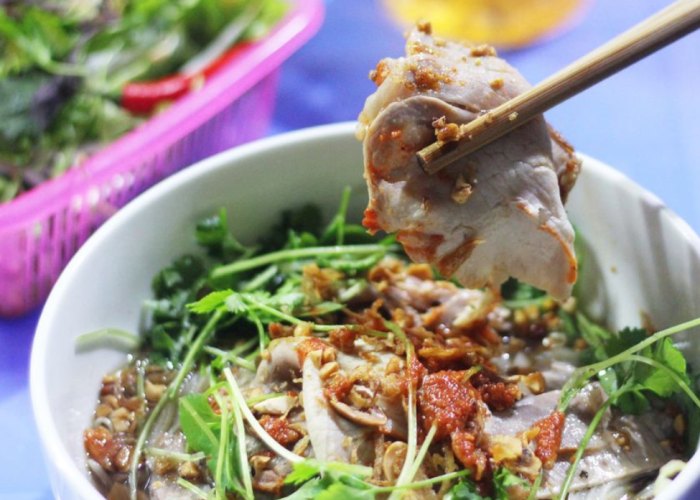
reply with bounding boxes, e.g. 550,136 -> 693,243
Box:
500,278 -> 547,309
150,324 -> 177,354
179,394 -> 220,457
321,186 -> 351,245
297,301 -> 345,317
444,479 -> 489,500
187,289 -> 234,314
576,313 -> 616,365
75,328 -> 140,352
196,208 -> 251,260
316,483 -> 374,500
283,459 -> 471,500
317,252 -> 385,273
284,460 -> 373,485
284,460 -> 326,485
179,392 -> 247,498
259,204 -> 323,252
558,308 -> 579,344
493,467 -> 528,500
279,479 -> 325,500
556,318 -> 700,499
575,324 -> 692,414
442,468 -> 528,500
640,337 -> 689,398
152,255 -> 206,299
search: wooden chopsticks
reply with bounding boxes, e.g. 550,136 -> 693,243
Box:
417,0 -> 700,175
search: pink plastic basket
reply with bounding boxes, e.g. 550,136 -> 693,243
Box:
0,0 -> 324,317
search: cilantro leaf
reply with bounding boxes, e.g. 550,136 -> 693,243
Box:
615,387 -> 651,415
225,293 -> 249,314
500,278 -> 546,302
150,324 -> 176,353
641,337 -> 689,398
577,312 -> 615,363
605,327 -> 647,358
284,460 -> 324,485
582,325 -> 691,414
315,483 -> 374,500
187,290 -> 234,314
279,478 -> 325,500
259,204 -> 323,252
152,255 -> 205,299
444,479 -> 491,500
179,394 -> 219,455
284,459 -> 372,485
493,467 -> 528,500
179,394 -> 243,495
558,308 -> 579,344
195,208 -> 250,260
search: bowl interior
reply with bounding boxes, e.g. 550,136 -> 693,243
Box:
31,122 -> 700,500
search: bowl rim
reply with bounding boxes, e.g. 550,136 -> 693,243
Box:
30,121 -> 700,500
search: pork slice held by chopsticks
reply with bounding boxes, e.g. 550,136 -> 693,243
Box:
356,23 -> 580,300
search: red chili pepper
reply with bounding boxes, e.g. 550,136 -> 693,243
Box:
121,42 -> 251,115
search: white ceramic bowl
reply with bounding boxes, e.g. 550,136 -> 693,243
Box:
31,122 -> 700,500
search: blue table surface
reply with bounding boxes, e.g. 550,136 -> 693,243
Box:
2,0 -> 699,498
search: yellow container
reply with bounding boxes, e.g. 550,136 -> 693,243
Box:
382,0 -> 587,49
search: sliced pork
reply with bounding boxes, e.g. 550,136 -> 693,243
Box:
358,24 -> 580,300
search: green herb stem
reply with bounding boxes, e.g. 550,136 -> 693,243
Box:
212,244 -> 397,279
245,348 -> 261,361
527,469 -> 544,500
503,296 -> 551,310
372,469 -> 470,493
557,386 -> 630,500
176,478 -> 209,500
76,328 -> 140,351
231,337 -> 258,356
404,424 -> 438,490
213,391 -> 230,500
181,398 -> 220,449
129,392 -> 169,500
169,311 -> 223,399
249,308 -> 267,353
203,346 -> 256,372
243,294 -> 355,333
230,383 -> 254,499
334,186 -> 352,245
338,279 -> 367,302
559,317 -> 700,412
224,368 -> 303,464
242,265 -> 278,292
385,321 -> 418,499
626,354 -> 700,408
129,311 -> 222,500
